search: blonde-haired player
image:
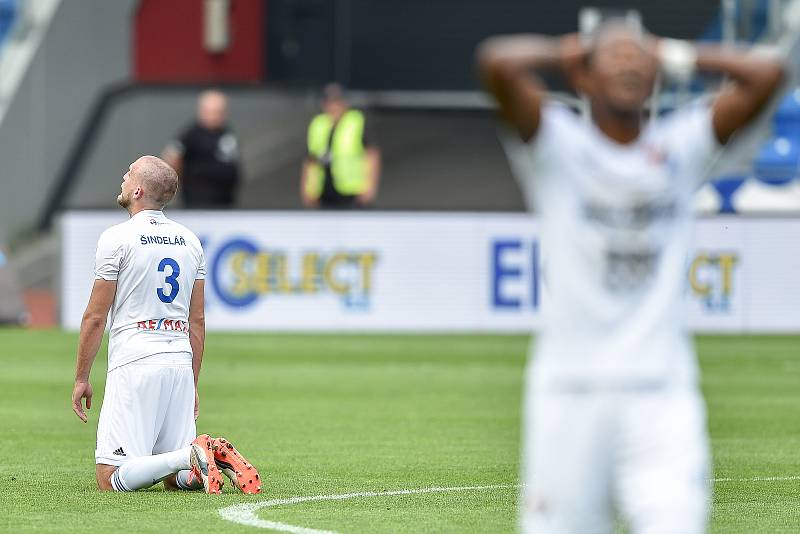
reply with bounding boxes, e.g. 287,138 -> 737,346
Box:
71,155 -> 260,494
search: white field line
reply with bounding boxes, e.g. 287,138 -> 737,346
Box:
218,484 -> 517,533
218,477 -> 800,532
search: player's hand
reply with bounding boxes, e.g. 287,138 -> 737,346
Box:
356,191 -> 375,206
194,389 -> 200,420
558,33 -> 588,86
559,33 -> 586,61
72,380 -> 93,423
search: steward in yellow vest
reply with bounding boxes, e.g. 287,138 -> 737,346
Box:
301,84 -> 381,208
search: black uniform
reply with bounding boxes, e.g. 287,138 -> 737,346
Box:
172,123 -> 240,208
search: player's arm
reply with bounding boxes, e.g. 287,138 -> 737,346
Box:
72,279 -> 116,423
188,279 -> 205,420
476,33 -> 585,142
300,158 -> 319,208
358,147 -> 381,205
693,45 -> 785,144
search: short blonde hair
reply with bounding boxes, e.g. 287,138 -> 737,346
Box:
132,155 -> 178,208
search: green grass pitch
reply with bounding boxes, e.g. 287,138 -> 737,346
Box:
1,330 -> 799,533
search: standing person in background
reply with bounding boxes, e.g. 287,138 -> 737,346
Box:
301,83 -> 381,209
163,90 -> 241,209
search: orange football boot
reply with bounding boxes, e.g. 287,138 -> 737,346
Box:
212,437 -> 262,494
190,434 -> 224,494
183,467 -> 203,490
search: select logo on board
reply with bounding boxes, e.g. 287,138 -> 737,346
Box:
688,252 -> 739,313
206,237 -> 379,310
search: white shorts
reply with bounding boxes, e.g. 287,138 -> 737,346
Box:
95,357 -> 196,466
521,377 -> 710,534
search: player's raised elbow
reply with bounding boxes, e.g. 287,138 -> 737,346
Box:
475,38 -> 498,73
747,50 -> 786,96
475,38 -> 515,86
761,61 -> 786,95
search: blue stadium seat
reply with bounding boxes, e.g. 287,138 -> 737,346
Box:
711,176 -> 746,214
773,88 -> 800,139
700,0 -> 769,43
0,0 -> 17,49
753,137 -> 800,186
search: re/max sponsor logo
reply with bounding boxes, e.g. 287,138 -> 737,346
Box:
137,318 -> 189,332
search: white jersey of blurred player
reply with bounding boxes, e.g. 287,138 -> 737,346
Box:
93,208 -> 205,466
521,102 -> 714,385
514,102 -> 714,533
478,20 -> 784,534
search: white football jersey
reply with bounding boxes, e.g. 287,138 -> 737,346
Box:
507,102 -> 720,387
94,210 -> 206,371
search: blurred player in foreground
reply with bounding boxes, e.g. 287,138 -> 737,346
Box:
71,155 -> 260,494
478,19 -> 783,534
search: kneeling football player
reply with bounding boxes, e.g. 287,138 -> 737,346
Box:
70,155 -> 260,494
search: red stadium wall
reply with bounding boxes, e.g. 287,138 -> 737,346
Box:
134,0 -> 265,83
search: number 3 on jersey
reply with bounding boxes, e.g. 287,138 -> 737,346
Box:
157,257 -> 180,303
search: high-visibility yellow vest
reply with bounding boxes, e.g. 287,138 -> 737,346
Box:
305,110 -> 368,199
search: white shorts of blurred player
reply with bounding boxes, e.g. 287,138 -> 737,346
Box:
95,353 -> 196,467
520,375 -> 710,534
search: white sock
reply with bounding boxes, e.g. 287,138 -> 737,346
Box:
174,469 -> 203,490
112,446 -> 193,491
